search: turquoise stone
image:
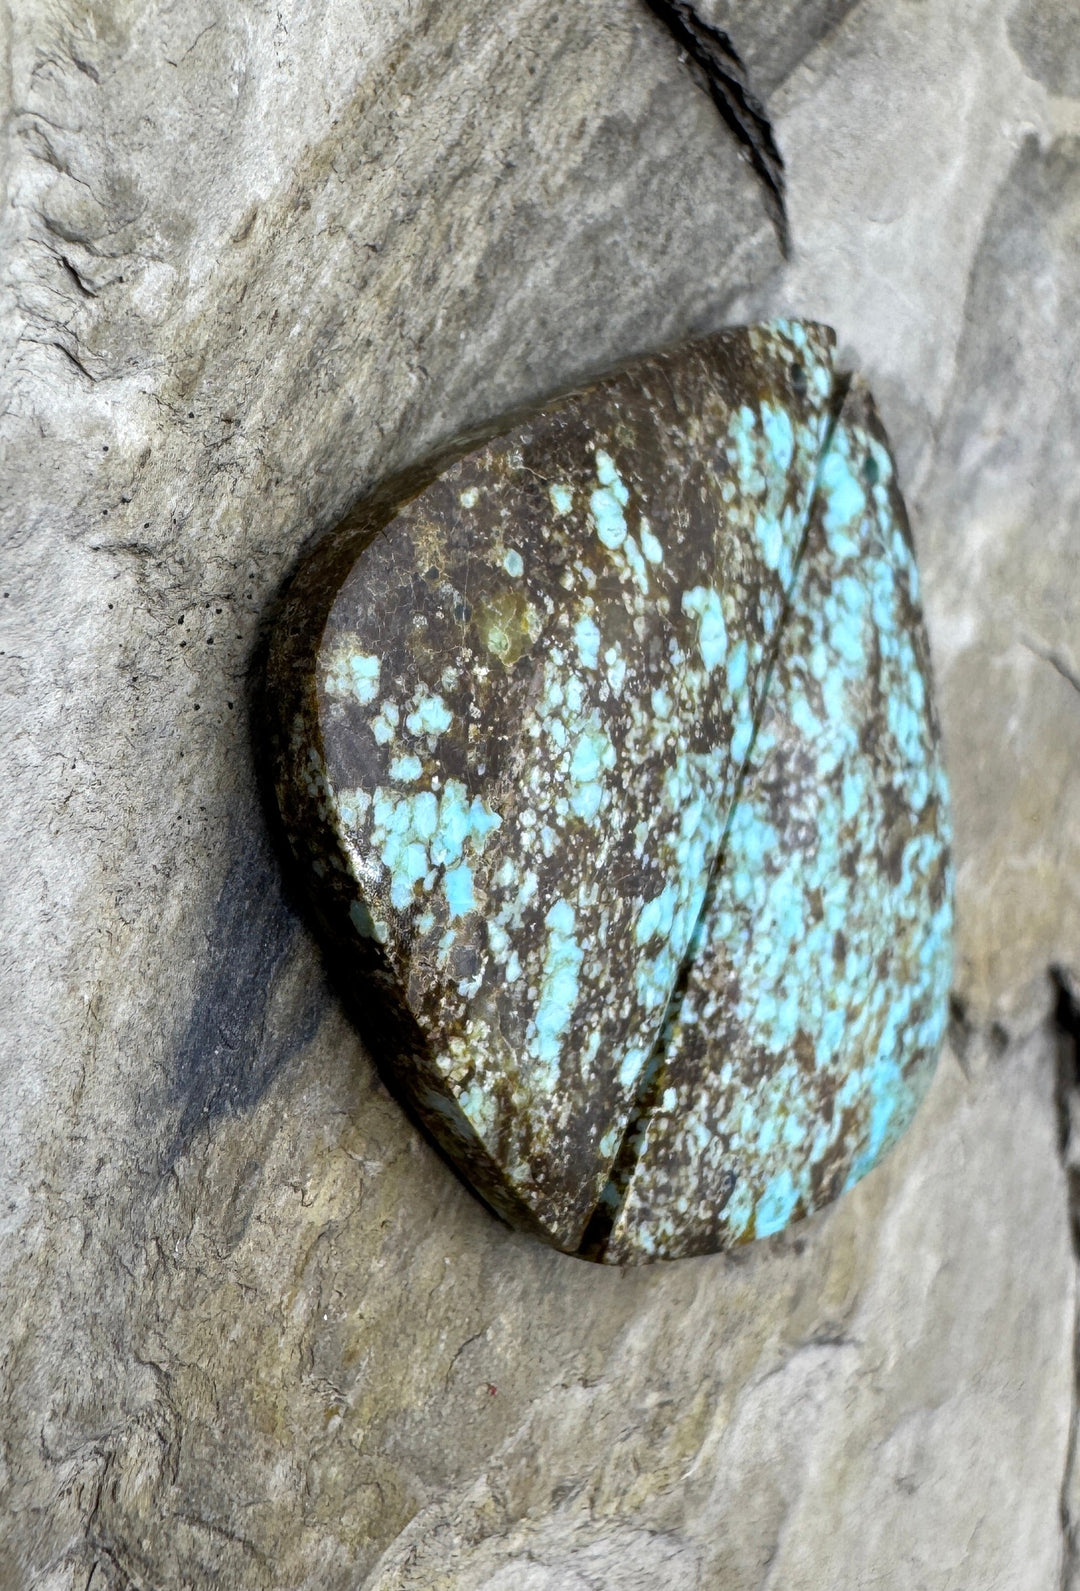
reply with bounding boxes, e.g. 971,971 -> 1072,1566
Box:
600,378 -> 952,1261
266,322 -> 952,1261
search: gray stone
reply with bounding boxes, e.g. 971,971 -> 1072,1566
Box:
1009,0 -> 1080,98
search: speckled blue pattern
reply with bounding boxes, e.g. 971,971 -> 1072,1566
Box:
268,325 -> 952,1260
605,377 -> 952,1261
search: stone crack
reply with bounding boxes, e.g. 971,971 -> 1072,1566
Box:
1022,635 -> 1080,701
1054,966 -> 1080,1590
643,0 -> 789,252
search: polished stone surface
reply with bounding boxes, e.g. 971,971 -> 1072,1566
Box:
604,378 -> 952,1260
269,325 -> 950,1258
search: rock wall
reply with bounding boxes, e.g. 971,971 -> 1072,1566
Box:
1,0 -> 1078,1585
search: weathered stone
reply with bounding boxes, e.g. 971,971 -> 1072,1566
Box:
1008,0 -> 1080,98
268,326 -> 950,1259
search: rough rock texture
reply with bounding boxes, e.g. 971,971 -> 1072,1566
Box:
1,1 -> 1078,1588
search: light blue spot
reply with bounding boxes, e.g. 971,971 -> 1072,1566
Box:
503,548 -> 524,578
595,450 -> 629,504
682,586 -> 727,671
468,795 -> 502,841
444,864 -> 475,919
727,639 -> 748,695
574,614 -> 601,670
622,535 -> 650,594
326,650 -> 381,705
406,692 -> 453,737
590,487 -> 627,550
755,1169 -> 800,1238
820,447 -> 867,534
570,783 -> 603,822
599,1124 -> 621,1160
371,701 -> 399,744
568,723 -> 613,821
543,675 -> 565,712
389,840 -> 429,909
389,753 -> 423,782
336,788 -> 370,829
618,1044 -> 647,1093
636,884 -> 678,945
369,778 -> 500,914
726,406 -> 766,495
605,647 -> 626,694
756,511 -> 783,572
635,945 -> 676,1013
431,782 -> 470,865
761,402 -> 795,472
570,732 -> 601,783
639,519 -> 663,564
549,483 -> 573,516
413,789 -> 439,840
531,899 -> 583,1084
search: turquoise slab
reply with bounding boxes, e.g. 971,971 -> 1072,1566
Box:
266,324 -> 952,1260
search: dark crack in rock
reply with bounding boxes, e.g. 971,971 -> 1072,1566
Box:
643,0 -> 788,247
